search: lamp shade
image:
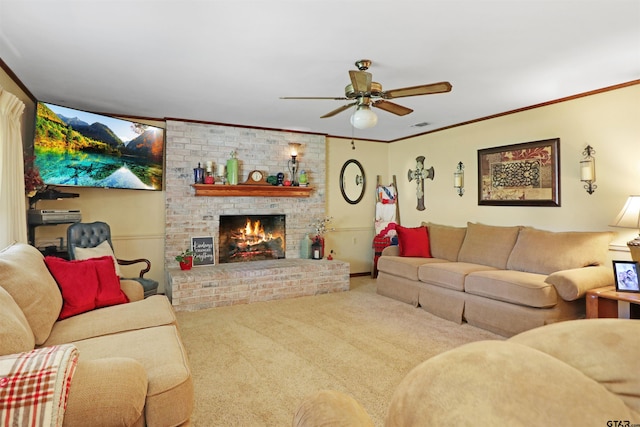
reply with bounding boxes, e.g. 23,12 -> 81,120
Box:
610,196 -> 640,229
289,142 -> 301,157
350,105 -> 378,129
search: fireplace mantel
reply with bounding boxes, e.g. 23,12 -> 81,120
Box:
192,184 -> 313,197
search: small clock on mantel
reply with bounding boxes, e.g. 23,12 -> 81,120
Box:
241,170 -> 269,185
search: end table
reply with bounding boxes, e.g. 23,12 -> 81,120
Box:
586,286 -> 640,319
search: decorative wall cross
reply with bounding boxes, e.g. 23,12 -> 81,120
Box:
407,155 -> 435,211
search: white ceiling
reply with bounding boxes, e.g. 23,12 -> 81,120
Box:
1,0 -> 639,141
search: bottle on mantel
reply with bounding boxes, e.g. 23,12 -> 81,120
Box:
226,151 -> 238,185
300,234 -> 312,259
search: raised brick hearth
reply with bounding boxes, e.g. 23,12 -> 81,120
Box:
166,259 -> 350,311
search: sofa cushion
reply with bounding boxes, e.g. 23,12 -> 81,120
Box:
45,256 -> 128,319
74,240 -> 122,276
418,262 -> 497,291
423,222 -> 467,261
0,286 -> 35,356
396,225 -> 431,258
377,256 -> 448,281
465,270 -> 557,308
510,319 -> 640,413
44,295 -> 176,346
0,243 -> 62,345
507,227 -> 614,275
457,223 -> 521,269
71,325 -> 193,427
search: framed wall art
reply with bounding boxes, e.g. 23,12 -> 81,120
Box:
477,138 -> 560,207
191,236 -> 215,266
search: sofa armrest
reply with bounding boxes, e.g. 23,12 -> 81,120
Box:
381,245 -> 400,257
65,357 -> 147,426
120,279 -> 144,302
544,266 -> 614,301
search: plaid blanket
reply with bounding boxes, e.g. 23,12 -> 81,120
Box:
0,345 -> 79,427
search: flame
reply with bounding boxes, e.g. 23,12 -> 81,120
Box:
222,216 -> 285,262
244,219 -> 266,238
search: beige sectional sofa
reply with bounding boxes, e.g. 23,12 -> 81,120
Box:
293,319 -> 640,426
377,222 -> 615,336
0,243 -> 193,426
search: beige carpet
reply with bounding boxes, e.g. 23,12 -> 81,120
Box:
175,276 -> 502,426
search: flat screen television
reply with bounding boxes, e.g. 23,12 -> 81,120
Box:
34,102 -> 164,191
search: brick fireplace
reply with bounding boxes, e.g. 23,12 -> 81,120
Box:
163,121 -> 349,310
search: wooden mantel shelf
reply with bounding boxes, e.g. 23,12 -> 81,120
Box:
192,184 -> 313,197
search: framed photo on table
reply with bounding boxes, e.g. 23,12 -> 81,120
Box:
478,138 -> 560,207
613,260 -> 640,293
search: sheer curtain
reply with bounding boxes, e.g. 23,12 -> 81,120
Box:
0,85 -> 27,248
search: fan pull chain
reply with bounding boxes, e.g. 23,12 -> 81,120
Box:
350,117 -> 356,150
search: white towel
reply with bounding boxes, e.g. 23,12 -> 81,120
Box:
375,203 -> 397,234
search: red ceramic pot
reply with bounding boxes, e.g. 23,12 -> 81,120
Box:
179,256 -> 193,270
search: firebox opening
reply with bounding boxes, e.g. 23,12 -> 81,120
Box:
219,215 -> 286,263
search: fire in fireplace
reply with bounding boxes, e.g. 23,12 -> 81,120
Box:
219,215 -> 286,263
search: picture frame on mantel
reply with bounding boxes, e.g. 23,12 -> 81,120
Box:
477,138 -> 560,207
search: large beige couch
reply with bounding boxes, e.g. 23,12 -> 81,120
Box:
293,319 -> 640,426
0,243 -> 193,426
377,222 -> 614,336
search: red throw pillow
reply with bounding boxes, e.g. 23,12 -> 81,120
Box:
45,256 -> 128,319
92,256 -> 129,308
45,256 -> 99,319
396,225 -> 432,258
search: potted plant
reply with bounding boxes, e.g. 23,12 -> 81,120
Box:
309,216 -> 334,259
175,249 -> 196,270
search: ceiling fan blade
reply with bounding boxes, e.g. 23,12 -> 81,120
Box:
320,102 -> 357,118
383,81 -> 452,99
372,100 -> 413,116
349,70 -> 372,93
280,96 -> 349,100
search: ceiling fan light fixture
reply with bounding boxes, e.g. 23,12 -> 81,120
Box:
350,105 -> 378,129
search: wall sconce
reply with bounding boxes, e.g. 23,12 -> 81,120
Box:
580,145 -> 596,194
454,161 -> 464,197
288,143 -> 301,186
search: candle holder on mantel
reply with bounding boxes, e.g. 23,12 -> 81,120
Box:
193,163 -> 205,184
217,164 -> 226,185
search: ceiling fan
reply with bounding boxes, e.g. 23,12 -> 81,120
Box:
281,59 -> 452,129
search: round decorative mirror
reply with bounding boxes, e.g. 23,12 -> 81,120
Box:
340,159 -> 366,204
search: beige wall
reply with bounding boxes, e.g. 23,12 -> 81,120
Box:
325,84 -> 640,271
389,85 -> 639,239
325,137 -> 390,274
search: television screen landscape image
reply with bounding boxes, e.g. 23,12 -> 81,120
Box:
34,102 -> 164,191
